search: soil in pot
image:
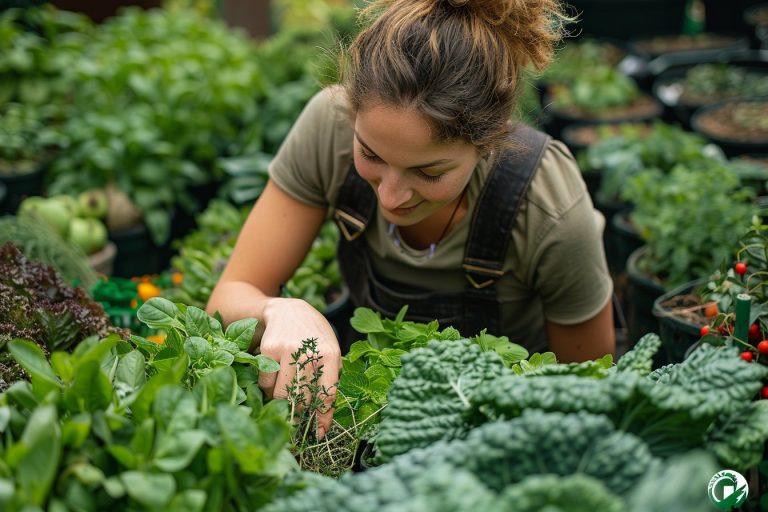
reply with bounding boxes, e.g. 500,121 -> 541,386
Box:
631,33 -> 748,59
653,62 -> 768,127
562,121 -> 653,155
652,278 -> 710,366
691,98 -> 768,156
544,93 -> 662,140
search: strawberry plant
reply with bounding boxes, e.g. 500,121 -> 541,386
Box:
701,218 -> 768,351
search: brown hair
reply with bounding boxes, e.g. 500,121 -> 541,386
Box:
340,0 -> 569,155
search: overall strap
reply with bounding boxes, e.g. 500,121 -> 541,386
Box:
463,124 -> 551,289
333,164 -> 376,241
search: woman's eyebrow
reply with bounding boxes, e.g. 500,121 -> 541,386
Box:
354,130 -> 452,169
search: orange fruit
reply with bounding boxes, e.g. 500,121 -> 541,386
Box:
137,282 -> 161,302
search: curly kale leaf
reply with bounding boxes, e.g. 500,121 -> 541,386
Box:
516,353 -> 613,378
373,339 -> 509,462
616,333 -> 661,375
263,463 -> 499,512
266,411 -> 652,512
706,400 -> 768,470
469,373 -> 638,421
626,451 -> 719,512
498,474 -> 624,512
638,344 -> 767,420
440,410 -> 656,496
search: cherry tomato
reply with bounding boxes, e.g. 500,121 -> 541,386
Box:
735,262 -> 748,275
761,386 -> 768,399
704,303 -> 718,318
700,325 -> 710,337
750,323 -> 761,340
758,341 -> 768,355
741,351 -> 754,362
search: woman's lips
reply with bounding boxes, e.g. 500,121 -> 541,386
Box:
387,200 -> 424,216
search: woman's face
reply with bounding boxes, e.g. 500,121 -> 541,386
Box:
353,102 -> 481,226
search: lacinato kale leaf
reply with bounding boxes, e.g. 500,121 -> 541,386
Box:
372,340 -> 509,462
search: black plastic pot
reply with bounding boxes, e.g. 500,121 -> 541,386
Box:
0,181 -> 6,214
744,3 -> 768,49
609,211 -> 645,276
652,277 -> 709,366
0,163 -> 45,215
352,439 -> 377,473
108,223 -> 170,278
564,0 -> 688,41
593,197 -> 630,274
651,52 -> 768,129
626,246 -> 666,350
704,0 -> 763,36
322,286 -> 353,349
542,93 -> 663,141
690,97 -> 768,157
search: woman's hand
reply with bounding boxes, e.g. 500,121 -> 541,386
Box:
257,297 -> 341,440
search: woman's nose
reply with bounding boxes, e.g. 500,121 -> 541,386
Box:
376,170 -> 413,210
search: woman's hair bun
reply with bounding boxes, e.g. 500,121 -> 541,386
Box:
446,0 -> 470,6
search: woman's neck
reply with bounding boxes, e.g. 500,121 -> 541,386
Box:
396,191 -> 468,250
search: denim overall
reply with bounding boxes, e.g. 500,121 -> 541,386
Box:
333,124 -> 550,351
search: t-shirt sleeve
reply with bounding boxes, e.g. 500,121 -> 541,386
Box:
526,142 -> 613,325
267,87 -> 347,207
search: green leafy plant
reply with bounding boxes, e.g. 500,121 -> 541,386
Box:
134,296 -> 279,386
541,39 -> 627,87
0,332 -> 295,511
0,102 -> 60,173
549,65 -> 640,114
622,163 -> 759,289
578,121 -> 768,205
46,7 -> 266,244
680,63 -> 768,104
333,307 -> 529,436
264,335 -> 752,512
166,199 -> 343,312
0,6 -> 91,108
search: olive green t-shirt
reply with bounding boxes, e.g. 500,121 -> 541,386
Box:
268,87 -> 612,351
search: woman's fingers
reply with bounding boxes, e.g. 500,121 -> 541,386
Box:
315,362 -> 339,439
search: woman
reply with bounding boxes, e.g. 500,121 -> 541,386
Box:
207,0 -> 615,438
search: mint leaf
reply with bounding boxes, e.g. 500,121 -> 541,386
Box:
351,308 -> 385,334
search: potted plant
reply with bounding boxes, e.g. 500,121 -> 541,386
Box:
0,103 -> 59,214
576,121 -> 716,272
652,58 -> 768,128
163,200 -> 349,334
622,162 -> 760,349
0,242 -> 124,390
630,32 -> 749,60
45,7 -> 268,256
691,97 -> 768,156
543,65 -> 662,139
